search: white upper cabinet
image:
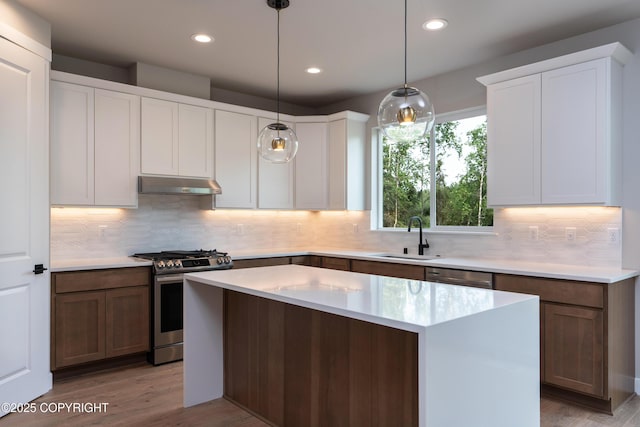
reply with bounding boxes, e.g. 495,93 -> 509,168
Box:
485,75 -> 541,206
328,112 -> 369,210
51,81 -> 140,207
141,98 -> 178,176
294,120 -> 328,210
214,110 -> 258,208
179,104 -> 214,178
257,117 -> 294,209
94,89 -> 140,206
540,60 -> 613,204
478,42 -> 631,207
51,81 -> 94,205
141,97 -> 213,178
50,71 -> 369,211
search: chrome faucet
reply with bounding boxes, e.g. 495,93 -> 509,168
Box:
408,216 -> 430,255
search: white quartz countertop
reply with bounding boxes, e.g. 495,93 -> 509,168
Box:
227,248 -> 637,283
50,248 -> 638,283
311,250 -> 638,283
185,264 -> 538,332
50,257 -> 152,272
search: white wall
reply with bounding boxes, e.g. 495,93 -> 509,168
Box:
0,0 -> 50,48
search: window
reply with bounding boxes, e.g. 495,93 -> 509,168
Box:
377,108 -> 493,230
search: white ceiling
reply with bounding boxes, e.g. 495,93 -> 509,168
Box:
17,0 -> 640,107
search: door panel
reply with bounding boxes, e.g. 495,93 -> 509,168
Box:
543,303 -> 604,397
0,36 -> 51,416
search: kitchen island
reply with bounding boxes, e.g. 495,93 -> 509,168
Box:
183,265 -> 540,427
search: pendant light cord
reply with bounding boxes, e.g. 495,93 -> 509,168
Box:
276,8 -> 281,124
403,0 -> 407,89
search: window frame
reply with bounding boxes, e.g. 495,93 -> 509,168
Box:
372,106 -> 494,234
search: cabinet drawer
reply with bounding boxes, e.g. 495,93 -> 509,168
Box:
54,267 -> 151,294
320,257 -> 351,271
351,260 -> 425,280
233,257 -> 291,269
290,256 -> 312,266
495,274 -> 603,308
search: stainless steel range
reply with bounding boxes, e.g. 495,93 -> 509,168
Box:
132,249 -> 233,365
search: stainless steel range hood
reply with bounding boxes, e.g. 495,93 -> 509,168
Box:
138,176 -> 222,195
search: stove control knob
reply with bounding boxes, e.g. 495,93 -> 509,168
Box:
157,261 -> 166,269
224,256 -> 231,264
216,257 -> 223,265
166,260 -> 174,268
174,260 -> 182,268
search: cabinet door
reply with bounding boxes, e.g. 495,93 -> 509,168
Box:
329,118 -> 366,210
214,110 -> 258,208
178,104 -> 214,178
295,122 -> 328,209
328,119 -> 348,210
50,81 -> 94,205
486,75 -> 541,206
541,59 -> 607,204
54,291 -> 106,368
257,117 -> 294,209
94,89 -> 140,206
105,287 -> 150,358
141,97 -> 179,175
543,302 -> 604,397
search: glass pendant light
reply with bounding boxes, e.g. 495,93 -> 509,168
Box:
258,0 -> 299,163
377,0 -> 435,144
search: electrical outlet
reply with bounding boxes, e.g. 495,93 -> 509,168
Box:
98,225 -> 107,239
608,228 -> 619,243
528,226 -> 538,241
565,227 -> 576,242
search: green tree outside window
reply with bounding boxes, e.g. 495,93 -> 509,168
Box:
382,115 -> 493,229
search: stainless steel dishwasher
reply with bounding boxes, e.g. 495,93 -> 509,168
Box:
425,267 -> 493,289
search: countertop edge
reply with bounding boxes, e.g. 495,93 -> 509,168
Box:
50,249 -> 639,283
184,265 -> 539,331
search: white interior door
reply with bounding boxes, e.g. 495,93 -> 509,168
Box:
0,36 -> 52,416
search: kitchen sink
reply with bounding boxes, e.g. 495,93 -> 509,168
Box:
373,253 -> 443,261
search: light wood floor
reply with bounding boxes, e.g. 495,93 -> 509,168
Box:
2,361 -> 640,426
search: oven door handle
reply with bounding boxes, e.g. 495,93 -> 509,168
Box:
155,274 -> 184,284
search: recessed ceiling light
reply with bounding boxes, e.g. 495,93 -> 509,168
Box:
422,18 -> 448,31
306,67 -> 322,74
191,33 -> 213,43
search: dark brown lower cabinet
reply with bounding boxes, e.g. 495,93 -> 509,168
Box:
105,287 -> 150,358
55,291 -> 106,367
543,303 -> 604,396
318,256 -> 351,271
351,259 -> 425,280
224,290 -> 418,426
52,267 -> 151,370
495,273 -> 634,413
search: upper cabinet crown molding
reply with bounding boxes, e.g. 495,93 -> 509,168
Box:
476,42 -> 632,86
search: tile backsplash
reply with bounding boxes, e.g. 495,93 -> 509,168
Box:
51,195 -> 622,267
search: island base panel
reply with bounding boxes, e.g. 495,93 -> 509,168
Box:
224,289 -> 418,427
